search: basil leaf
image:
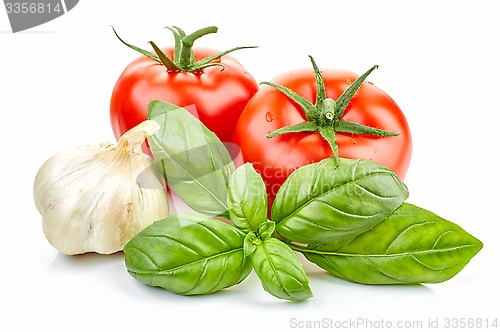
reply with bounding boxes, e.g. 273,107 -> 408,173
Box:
251,238 -> 312,302
272,158 -> 409,244
301,203 -> 483,284
243,232 -> 260,257
148,100 -> 235,216
227,163 -> 268,232
124,212 -> 252,295
258,220 -> 276,240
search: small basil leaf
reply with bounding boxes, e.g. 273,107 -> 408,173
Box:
272,158 -> 408,244
227,163 -> 268,232
124,212 -> 252,295
258,220 -> 276,240
302,203 -> 483,284
243,232 -> 260,257
251,238 -> 312,302
148,100 -> 235,216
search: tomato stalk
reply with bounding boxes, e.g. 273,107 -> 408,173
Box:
264,56 -> 399,165
111,25 -> 258,72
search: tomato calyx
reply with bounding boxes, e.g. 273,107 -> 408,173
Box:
264,56 -> 399,165
112,25 -> 258,72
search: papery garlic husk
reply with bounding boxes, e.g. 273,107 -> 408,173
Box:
33,120 -> 169,255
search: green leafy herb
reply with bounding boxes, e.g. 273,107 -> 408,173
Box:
251,238 -> 313,302
243,231 -> 261,257
124,212 -> 252,295
148,100 -> 235,216
257,220 -> 276,240
272,157 -> 409,244
227,163 -> 268,233
122,99 -> 483,302
242,221 -> 277,259
294,203 -> 483,284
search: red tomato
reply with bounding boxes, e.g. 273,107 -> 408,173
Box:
233,61 -> 412,204
110,27 -> 258,154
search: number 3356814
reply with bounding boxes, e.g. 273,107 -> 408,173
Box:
5,2 -> 62,14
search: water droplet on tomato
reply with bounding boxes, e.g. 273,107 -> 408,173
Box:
350,138 -> 358,145
346,79 -> 352,85
265,111 -> 274,122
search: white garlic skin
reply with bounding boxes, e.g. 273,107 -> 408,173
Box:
33,120 -> 169,255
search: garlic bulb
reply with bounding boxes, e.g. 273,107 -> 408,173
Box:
33,120 -> 169,255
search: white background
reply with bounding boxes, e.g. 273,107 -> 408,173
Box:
1,0 -> 498,331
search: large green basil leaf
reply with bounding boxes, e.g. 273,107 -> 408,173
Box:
227,163 -> 268,233
251,238 -> 312,302
301,203 -> 483,284
124,212 -> 252,295
148,100 -> 235,216
272,158 -> 409,244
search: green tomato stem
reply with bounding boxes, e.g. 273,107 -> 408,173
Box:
112,25 -> 257,73
333,65 -> 378,121
149,41 -> 181,71
318,98 -> 336,126
265,56 -> 399,163
179,26 -> 218,68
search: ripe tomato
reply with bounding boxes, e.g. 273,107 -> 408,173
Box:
110,26 -> 259,154
233,57 -> 412,204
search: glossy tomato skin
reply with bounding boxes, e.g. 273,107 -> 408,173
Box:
233,68 -> 412,201
110,47 -> 259,149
